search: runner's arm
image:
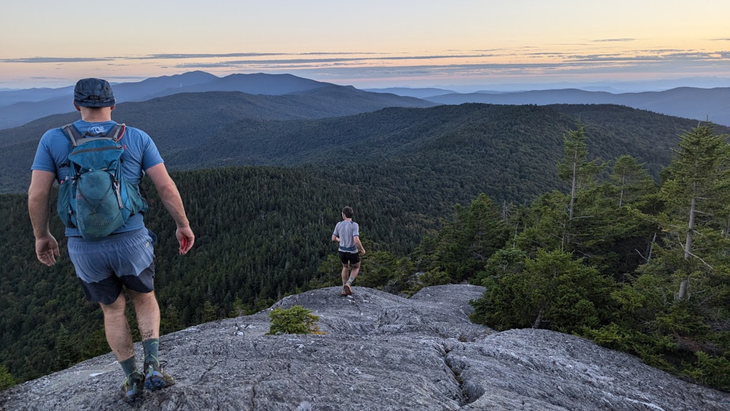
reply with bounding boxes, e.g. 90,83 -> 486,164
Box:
354,236 -> 366,255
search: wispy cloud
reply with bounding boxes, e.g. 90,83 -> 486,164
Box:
6,48 -> 730,70
567,55 -> 663,62
1,57 -> 112,63
592,38 -> 636,43
129,52 -> 386,60
30,76 -> 71,81
3,46 -> 730,90
186,54 -> 498,67
130,52 -> 288,60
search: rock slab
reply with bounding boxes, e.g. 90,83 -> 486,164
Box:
1,284 -> 728,410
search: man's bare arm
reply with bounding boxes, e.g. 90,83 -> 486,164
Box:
354,236 -> 366,255
146,163 -> 195,254
28,170 -> 60,266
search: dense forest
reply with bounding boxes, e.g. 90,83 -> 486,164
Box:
2,103 -> 723,194
1,104 -> 728,394
351,123 -> 730,392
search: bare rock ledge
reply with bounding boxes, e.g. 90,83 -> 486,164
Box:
2,285 -> 728,410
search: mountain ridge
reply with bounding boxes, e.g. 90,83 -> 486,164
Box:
0,72 -> 433,130
422,87 -> 730,126
4,71 -> 730,130
0,89 -> 436,193
3,100 -> 727,200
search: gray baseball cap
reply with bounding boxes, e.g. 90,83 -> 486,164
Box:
74,78 -> 116,107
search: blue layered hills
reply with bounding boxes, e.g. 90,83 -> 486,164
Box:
0,72 -> 433,130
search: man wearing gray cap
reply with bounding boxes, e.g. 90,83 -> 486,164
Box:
28,78 -> 195,402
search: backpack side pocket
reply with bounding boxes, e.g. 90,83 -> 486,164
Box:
57,179 -> 75,228
122,178 -> 148,216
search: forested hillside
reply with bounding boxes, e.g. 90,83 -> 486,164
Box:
0,89 -> 434,193
168,103 -> 726,204
4,101 -> 722,201
425,87 -> 730,126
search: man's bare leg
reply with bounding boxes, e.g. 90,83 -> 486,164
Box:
100,293 -> 135,361
101,292 -> 146,402
348,262 -> 361,283
344,262 -> 360,295
128,289 -> 160,341
341,264 -> 350,295
128,289 -> 174,390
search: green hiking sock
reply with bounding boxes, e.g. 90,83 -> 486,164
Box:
120,356 -> 137,377
142,338 -> 159,365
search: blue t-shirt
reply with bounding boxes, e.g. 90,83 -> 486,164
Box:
31,120 -> 164,237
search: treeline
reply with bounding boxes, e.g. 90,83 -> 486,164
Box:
352,123 -> 730,392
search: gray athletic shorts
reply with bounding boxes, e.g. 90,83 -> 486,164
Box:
67,228 -> 156,305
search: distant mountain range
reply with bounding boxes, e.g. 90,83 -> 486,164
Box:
4,71 -> 730,131
363,87 -> 456,99
3,88 -> 726,200
4,71 -> 729,199
0,71 -> 433,130
0,85 -> 435,192
370,87 -> 730,126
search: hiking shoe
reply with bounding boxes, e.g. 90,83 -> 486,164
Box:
344,284 -> 353,295
121,371 -> 145,403
143,358 -> 175,391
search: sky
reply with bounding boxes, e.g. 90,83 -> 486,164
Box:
1,0 -> 730,92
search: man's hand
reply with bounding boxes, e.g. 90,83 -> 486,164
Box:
35,235 -> 60,266
177,226 -> 195,255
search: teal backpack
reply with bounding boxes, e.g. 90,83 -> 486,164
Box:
57,124 -> 147,240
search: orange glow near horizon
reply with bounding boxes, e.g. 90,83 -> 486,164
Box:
1,1 -> 729,90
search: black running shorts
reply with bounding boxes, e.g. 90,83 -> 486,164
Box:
338,251 -> 360,265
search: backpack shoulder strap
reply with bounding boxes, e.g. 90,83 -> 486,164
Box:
61,123 -> 127,146
61,124 -> 82,148
107,123 -> 126,142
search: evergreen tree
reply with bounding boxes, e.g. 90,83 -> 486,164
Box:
556,122 -> 603,221
53,325 -> 79,371
471,249 -> 614,333
609,155 -> 656,208
513,191 -> 569,255
0,365 -> 15,391
556,123 -> 604,250
202,300 -> 218,323
423,194 -> 508,283
660,124 -> 730,300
